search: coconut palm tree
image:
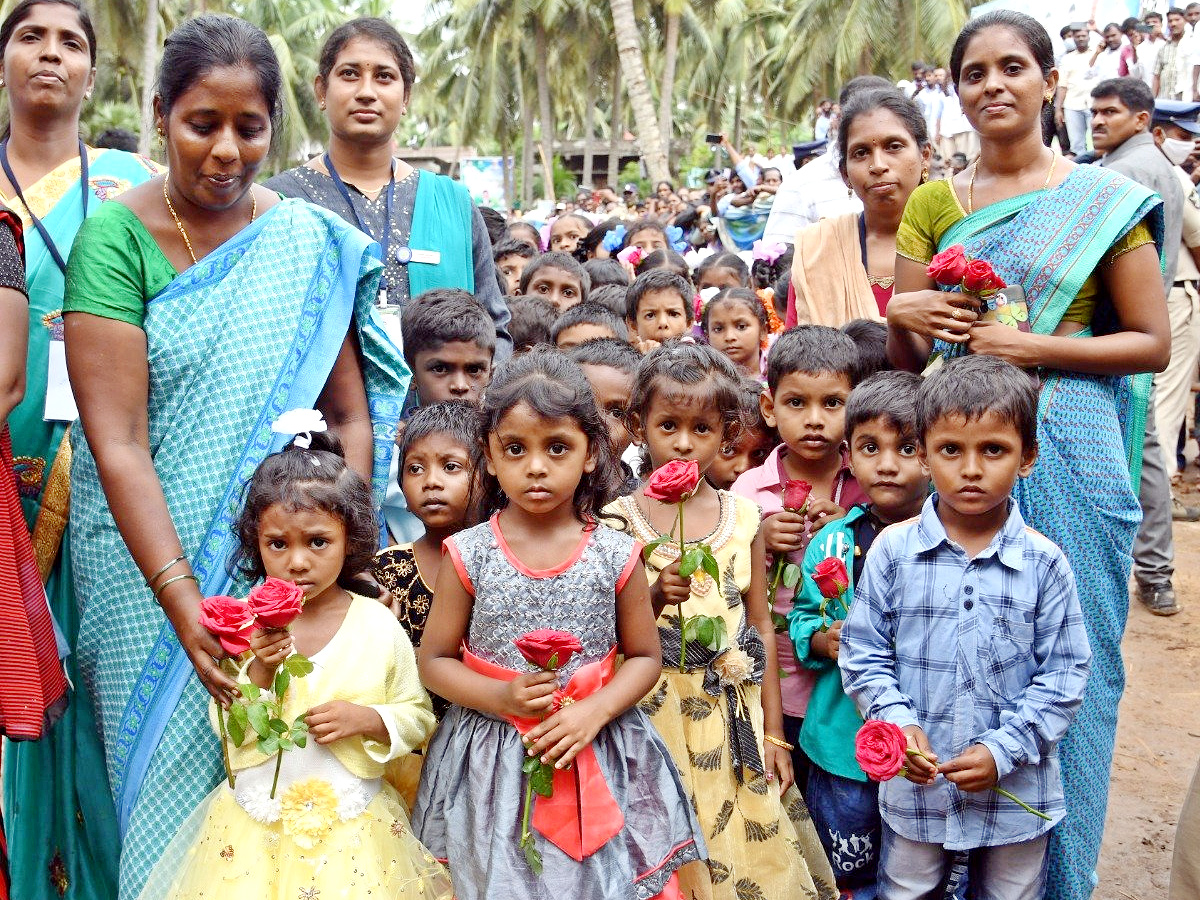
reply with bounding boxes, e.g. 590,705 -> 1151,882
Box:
608,0 -> 668,184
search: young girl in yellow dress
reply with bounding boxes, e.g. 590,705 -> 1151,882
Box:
605,341 -> 837,900
138,428 -> 452,900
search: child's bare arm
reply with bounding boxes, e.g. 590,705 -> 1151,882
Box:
420,561 -> 557,720
524,563 -> 662,768
745,528 -> 794,794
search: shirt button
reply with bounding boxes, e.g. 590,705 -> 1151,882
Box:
964,599 -> 974,610
964,586 -> 974,595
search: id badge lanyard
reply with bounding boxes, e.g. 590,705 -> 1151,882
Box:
324,153 -> 393,307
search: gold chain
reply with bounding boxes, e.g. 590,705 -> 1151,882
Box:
967,150 -> 1057,215
163,177 -> 257,266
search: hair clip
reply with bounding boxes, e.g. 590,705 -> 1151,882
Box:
752,239 -> 786,265
601,224 -> 627,252
665,225 -> 687,253
271,408 -> 327,450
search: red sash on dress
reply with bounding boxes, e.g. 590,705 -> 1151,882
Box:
462,644 -> 626,861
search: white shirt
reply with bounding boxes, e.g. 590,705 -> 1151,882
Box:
1059,49 -> 1096,111
761,149 -> 863,246
1088,43 -> 1125,82
938,92 -> 974,138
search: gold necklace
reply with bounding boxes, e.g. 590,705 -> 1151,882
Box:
967,150 -> 1057,215
163,177 -> 257,266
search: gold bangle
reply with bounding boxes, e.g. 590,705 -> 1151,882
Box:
146,555 -> 186,587
764,734 -> 795,752
154,573 -> 199,604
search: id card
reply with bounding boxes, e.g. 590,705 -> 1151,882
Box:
43,339 -> 78,423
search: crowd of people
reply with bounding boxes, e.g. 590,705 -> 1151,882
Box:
0,2 -> 1196,900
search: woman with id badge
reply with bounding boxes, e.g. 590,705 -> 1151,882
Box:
266,17 -> 511,361
0,2 -> 159,900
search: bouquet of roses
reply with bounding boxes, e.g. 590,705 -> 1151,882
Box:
854,720 -> 1049,820
927,244 -> 1005,297
199,578 -> 313,794
642,460 -> 726,670
514,630 -> 583,874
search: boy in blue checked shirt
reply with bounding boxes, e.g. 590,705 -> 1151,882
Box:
840,356 -> 1091,900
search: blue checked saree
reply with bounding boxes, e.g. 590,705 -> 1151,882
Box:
925,165 -> 1162,900
66,198 -> 408,899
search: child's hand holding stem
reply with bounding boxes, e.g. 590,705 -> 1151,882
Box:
247,627 -> 293,690
901,725 -> 939,785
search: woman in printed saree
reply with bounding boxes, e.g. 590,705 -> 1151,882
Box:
886,11 -> 1169,900
0,2 -> 159,898
61,16 -> 408,900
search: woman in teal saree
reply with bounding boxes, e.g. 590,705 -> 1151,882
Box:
62,17 -> 408,900
0,2 -> 160,898
888,12 -> 1169,900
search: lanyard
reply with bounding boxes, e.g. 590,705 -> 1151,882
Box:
323,153 -> 394,273
0,138 -> 89,276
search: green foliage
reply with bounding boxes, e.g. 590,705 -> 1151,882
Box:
231,651 -> 313,798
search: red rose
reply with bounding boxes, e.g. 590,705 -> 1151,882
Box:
926,244 -> 968,287
855,719 -> 909,782
514,629 -> 583,671
198,595 -> 255,656
644,459 -> 701,505
783,479 -> 812,512
247,577 -> 306,629
812,556 -> 849,599
962,259 -> 1006,293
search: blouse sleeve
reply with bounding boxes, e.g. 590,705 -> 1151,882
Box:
64,204 -> 161,329
0,215 -> 26,296
1102,221 -> 1155,266
363,620 -> 435,763
896,180 -> 962,265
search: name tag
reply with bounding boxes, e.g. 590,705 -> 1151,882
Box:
395,246 -> 440,266
44,339 -> 78,423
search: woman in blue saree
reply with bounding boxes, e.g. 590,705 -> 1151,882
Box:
0,2 -> 160,899
61,17 -> 408,900
887,12 -> 1170,900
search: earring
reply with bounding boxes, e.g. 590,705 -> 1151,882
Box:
156,129 -> 164,149
1044,92 -> 1053,102
0,79 -> 6,88
847,185 -> 853,198
319,101 -> 326,110
921,168 -> 929,183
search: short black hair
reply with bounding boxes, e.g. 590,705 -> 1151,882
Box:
478,206 -> 506,246
628,340 -> 746,441
550,302 -> 629,344
841,319 -> 891,379
915,354 -> 1038,450
623,218 -> 669,249
839,75 -> 894,107
695,252 -> 750,286
396,401 -> 480,466
582,258 -> 631,289
587,284 -> 629,318
635,248 -> 692,284
625,270 -> 694,322
766,325 -> 860,392
318,17 -> 415,93
94,128 -> 138,152
493,237 -> 537,264
505,295 -> 558,351
580,218 -> 623,258
565,337 -> 642,376
518,251 -> 591,301
1091,76 -> 1154,116
952,10 -> 1054,85
504,221 -> 541,250
845,370 -> 922,441
401,288 -> 496,367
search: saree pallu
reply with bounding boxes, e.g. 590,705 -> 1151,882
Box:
4,148 -> 158,900
68,199 -> 408,899
929,166 -> 1162,900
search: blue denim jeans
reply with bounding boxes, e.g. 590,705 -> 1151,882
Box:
806,764 -> 881,899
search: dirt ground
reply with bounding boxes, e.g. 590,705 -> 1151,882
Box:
1094,476 -> 1200,899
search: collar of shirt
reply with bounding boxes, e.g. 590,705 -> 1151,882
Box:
1101,130 -> 1158,166
912,493 -> 1027,569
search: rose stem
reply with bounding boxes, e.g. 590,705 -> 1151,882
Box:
269,749 -> 283,799
992,786 -> 1051,821
520,776 -> 535,846
215,705 -> 236,789
676,501 -> 688,673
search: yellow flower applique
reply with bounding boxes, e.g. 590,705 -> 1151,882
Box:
280,778 -> 339,850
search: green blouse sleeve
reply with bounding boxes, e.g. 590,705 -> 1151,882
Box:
896,180 -> 965,265
64,202 -> 176,329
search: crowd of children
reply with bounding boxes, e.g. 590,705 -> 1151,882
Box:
177,224 -> 1092,900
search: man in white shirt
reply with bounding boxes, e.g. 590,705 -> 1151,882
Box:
1090,22 -> 1126,82
1056,25 -> 1097,155
762,76 -> 891,244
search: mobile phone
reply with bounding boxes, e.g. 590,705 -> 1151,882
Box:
705,133 -> 722,144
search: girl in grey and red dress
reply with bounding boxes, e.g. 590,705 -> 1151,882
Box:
413,349 -> 705,899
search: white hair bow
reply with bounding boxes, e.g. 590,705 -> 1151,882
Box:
271,408 -> 327,450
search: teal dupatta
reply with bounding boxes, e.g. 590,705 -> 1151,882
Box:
68,199 -> 408,898
929,164 -> 1162,900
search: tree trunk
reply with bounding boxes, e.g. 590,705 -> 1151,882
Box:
607,0 -> 669,185
534,23 -> 556,205
138,0 -> 159,155
582,93 -> 594,189
607,67 -> 621,190
520,79 -> 535,210
731,83 -> 743,152
658,11 -> 679,175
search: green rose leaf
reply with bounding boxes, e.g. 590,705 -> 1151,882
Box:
277,735 -> 294,752
285,654 -> 314,677
293,733 -> 307,748
247,703 -> 270,738
522,754 -> 541,775
240,681 -> 261,701
269,717 -> 288,735
781,563 -> 802,589
530,762 -> 555,797
227,713 -> 246,747
272,668 -> 290,696
642,534 -> 672,558
696,617 -> 717,650
700,549 -> 720,584
770,612 -> 790,634
257,734 -> 279,755
677,547 -> 702,578
522,840 -> 543,876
